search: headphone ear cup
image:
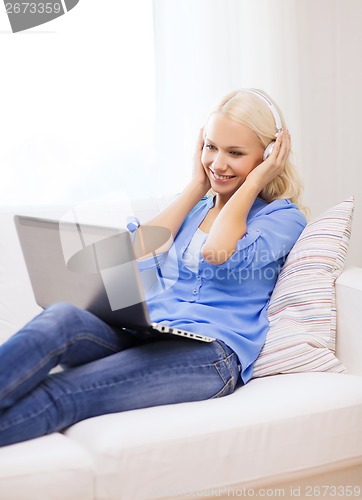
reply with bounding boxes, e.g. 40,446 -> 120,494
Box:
263,141 -> 276,161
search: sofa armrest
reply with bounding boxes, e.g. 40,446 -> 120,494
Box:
336,266 -> 362,376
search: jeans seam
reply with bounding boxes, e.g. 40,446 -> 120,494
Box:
0,362 -> 230,431
214,353 -> 235,384
66,332 -> 122,353
211,377 -> 233,398
0,333 -> 120,400
213,340 -> 237,385
0,400 -> 55,432
0,346 -> 65,400
57,362 -> 223,394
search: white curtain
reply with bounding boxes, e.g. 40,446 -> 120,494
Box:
0,0 -> 156,206
2,0 -> 361,264
153,0 -> 362,266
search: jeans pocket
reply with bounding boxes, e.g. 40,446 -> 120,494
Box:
211,341 -> 240,399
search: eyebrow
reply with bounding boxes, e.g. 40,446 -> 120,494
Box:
205,138 -> 247,149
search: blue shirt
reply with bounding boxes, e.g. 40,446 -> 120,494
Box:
137,196 -> 306,383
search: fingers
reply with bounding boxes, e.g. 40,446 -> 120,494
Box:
272,129 -> 290,165
193,128 -> 205,160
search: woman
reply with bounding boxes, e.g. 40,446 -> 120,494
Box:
0,89 -> 307,446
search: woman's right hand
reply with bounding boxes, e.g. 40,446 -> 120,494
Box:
191,128 -> 211,194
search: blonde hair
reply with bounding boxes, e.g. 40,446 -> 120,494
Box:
205,89 -> 309,218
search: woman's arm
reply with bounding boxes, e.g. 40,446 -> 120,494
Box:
142,181 -> 207,239
202,130 -> 290,265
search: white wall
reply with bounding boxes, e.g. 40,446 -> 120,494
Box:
0,0 -> 156,206
293,0 -> 362,267
2,0 -> 361,265
153,0 -> 362,266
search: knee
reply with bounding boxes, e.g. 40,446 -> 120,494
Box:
15,303 -> 87,348
43,302 -> 84,326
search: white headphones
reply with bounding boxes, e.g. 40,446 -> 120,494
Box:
242,89 -> 283,161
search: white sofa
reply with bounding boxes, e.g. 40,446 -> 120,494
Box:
0,201 -> 362,500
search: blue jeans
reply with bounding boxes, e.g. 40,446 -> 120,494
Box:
0,303 -> 241,446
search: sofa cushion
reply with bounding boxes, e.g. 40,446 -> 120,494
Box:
0,433 -> 94,500
64,372 -> 362,500
253,197 -> 354,378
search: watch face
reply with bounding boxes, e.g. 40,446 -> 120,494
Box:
4,0 -> 80,33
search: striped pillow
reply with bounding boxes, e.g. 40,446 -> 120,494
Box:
253,197 -> 354,378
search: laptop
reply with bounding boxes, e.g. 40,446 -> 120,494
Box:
14,214 -> 215,343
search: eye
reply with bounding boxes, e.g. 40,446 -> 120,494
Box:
229,151 -> 243,156
204,144 -> 215,151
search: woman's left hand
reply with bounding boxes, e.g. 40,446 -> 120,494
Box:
246,129 -> 290,192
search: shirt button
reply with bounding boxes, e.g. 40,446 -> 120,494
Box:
201,258 -> 204,263
193,289 -> 197,294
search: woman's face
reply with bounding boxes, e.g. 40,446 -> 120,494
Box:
201,112 -> 264,200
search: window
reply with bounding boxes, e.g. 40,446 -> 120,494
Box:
0,0 -> 156,206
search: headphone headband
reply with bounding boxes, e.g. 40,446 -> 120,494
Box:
242,89 -> 283,132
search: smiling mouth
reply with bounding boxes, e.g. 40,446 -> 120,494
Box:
210,169 -> 236,181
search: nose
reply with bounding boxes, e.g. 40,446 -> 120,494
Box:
212,152 -> 228,173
